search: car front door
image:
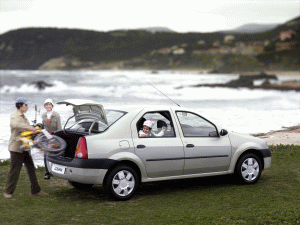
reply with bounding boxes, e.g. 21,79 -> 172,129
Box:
132,111 -> 184,178
175,111 -> 232,175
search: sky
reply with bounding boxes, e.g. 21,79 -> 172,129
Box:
0,0 -> 299,34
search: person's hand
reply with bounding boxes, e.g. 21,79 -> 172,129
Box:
141,134 -> 146,137
30,127 -> 38,134
162,126 -> 166,131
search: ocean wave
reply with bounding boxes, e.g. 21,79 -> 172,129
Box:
0,80 -> 67,94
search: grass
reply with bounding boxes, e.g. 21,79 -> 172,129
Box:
1,145 -> 300,225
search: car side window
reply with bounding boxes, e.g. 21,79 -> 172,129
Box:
137,111 -> 175,138
176,111 -> 218,137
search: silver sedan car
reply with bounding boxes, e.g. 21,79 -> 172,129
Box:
47,99 -> 271,200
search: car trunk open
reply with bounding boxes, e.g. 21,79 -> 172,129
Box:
53,130 -> 84,158
53,99 -> 107,158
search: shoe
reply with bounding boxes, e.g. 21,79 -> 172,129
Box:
3,192 -> 12,199
44,175 -> 51,179
31,191 -> 49,196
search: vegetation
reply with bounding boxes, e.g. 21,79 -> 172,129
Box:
1,145 -> 299,224
0,17 -> 299,71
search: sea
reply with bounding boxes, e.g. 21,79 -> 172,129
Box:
1,70 -> 300,167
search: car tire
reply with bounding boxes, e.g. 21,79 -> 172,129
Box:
235,153 -> 262,184
68,181 -> 94,190
104,165 -> 139,201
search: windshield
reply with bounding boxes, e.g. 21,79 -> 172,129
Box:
68,109 -> 126,133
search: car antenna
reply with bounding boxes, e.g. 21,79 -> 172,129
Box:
147,81 -> 181,107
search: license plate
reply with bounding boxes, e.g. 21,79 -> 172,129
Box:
52,164 -> 66,174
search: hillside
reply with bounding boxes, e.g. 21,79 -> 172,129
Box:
137,27 -> 176,33
222,23 -> 279,33
0,16 -> 299,71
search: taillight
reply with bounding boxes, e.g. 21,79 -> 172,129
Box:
75,137 -> 88,159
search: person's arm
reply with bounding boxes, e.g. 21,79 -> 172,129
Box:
10,114 -> 33,131
41,113 -> 46,129
56,113 -> 62,130
139,130 -> 146,137
152,127 -> 166,137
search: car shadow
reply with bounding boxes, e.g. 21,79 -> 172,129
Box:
50,174 -> 239,202
137,174 -> 238,197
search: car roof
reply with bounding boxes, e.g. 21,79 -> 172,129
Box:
106,104 -> 191,113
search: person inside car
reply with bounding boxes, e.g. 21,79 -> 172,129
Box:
139,120 -> 166,137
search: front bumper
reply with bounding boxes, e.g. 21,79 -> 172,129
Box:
47,156 -> 118,185
263,157 -> 271,170
259,148 -> 271,170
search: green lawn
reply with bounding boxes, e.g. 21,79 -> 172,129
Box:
1,145 -> 299,225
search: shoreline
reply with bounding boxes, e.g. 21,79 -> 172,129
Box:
2,68 -> 300,76
252,125 -> 300,146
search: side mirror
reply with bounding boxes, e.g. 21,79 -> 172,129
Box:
220,129 -> 228,136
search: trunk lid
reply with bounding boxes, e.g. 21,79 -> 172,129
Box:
57,99 -> 108,125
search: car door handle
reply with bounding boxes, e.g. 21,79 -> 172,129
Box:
186,144 -> 194,148
137,145 -> 146,149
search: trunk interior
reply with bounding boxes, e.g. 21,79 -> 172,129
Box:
54,130 -> 85,158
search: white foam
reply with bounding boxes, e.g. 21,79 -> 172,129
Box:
0,80 -> 67,94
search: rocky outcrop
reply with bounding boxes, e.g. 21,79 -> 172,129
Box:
38,57 -> 69,70
175,72 -> 300,91
38,56 -> 97,70
224,72 -> 277,88
30,81 -> 53,90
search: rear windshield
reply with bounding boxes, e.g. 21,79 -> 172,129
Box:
69,109 -> 127,133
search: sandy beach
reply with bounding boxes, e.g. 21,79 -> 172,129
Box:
254,71 -> 300,145
253,125 -> 300,146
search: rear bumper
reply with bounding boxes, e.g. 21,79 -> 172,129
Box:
47,156 -> 117,169
46,156 -> 118,185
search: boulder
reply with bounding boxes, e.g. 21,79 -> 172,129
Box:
30,81 -> 53,90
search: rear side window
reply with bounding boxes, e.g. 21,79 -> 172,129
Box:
105,110 -> 126,126
176,111 -> 218,137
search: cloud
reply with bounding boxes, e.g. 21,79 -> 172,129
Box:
0,0 -> 35,12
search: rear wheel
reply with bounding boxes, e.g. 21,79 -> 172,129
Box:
68,181 -> 94,190
235,153 -> 262,184
104,165 -> 139,201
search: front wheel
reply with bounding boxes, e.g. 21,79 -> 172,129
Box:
104,165 -> 139,201
235,153 -> 262,184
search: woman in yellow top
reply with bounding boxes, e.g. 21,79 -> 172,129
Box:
42,98 -> 62,179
